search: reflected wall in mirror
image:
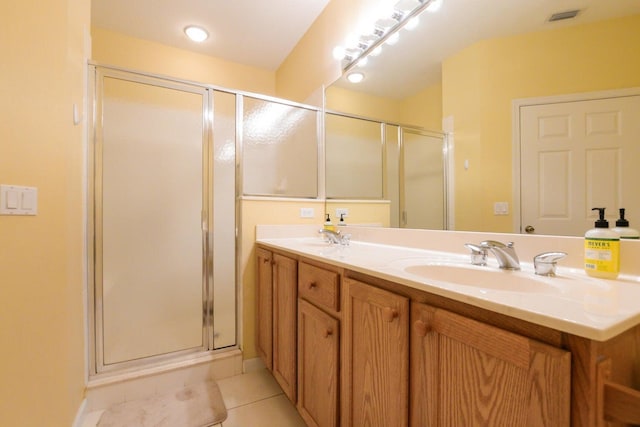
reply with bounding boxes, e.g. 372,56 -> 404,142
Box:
326,0 -> 640,236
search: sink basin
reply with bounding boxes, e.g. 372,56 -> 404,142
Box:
400,262 -> 561,293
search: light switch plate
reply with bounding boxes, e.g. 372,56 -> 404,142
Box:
493,202 -> 509,216
0,185 -> 38,215
300,207 -> 315,218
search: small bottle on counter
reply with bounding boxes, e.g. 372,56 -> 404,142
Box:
584,207 -> 620,279
612,208 -> 640,240
324,213 -> 335,232
337,213 -> 347,227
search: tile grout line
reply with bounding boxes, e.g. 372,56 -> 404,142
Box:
224,391 -> 286,411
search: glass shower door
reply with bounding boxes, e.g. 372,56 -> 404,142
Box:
400,129 -> 447,229
94,70 -> 209,370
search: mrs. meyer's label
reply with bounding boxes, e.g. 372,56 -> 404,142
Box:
584,238 -> 620,273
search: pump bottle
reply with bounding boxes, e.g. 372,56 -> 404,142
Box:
323,214 -> 335,232
584,207 -> 620,279
612,208 -> 640,239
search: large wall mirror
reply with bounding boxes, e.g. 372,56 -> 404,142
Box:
325,0 -> 640,236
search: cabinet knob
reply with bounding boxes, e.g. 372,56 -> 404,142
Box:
262,258 -> 270,264
308,281 -> 317,289
413,319 -> 432,337
323,328 -> 333,338
382,307 -> 399,323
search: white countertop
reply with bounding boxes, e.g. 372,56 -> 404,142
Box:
256,227 -> 640,342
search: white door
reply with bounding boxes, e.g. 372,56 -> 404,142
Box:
520,95 -> 640,236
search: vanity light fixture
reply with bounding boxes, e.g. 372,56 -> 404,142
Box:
426,0 -> 443,13
334,0 -> 442,73
347,72 -> 365,83
184,25 -> 209,42
405,16 -> 420,30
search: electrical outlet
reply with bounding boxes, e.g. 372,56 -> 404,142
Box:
299,207 -> 315,218
336,208 -> 349,218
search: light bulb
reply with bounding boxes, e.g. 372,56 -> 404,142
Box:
370,45 -> 383,56
405,16 -> 420,30
385,32 -> 400,45
347,72 -> 365,83
357,57 -> 369,67
333,46 -> 346,60
427,0 -> 443,13
184,26 -> 209,42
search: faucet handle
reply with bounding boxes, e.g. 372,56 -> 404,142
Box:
534,252 -> 567,276
480,240 -> 505,249
464,243 -> 488,266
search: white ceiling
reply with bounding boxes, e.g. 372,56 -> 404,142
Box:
93,0 -> 640,97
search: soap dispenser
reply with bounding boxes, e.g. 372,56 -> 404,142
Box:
612,208 -> 640,239
584,207 -> 620,279
337,213 -> 347,227
324,214 -> 335,232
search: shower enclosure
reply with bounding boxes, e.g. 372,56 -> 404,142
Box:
88,67 -> 237,374
325,111 -> 448,229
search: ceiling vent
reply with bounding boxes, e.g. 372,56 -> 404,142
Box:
548,10 -> 581,22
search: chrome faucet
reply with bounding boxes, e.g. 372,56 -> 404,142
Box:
533,252 -> 567,276
464,243 -> 488,266
480,240 -> 520,270
318,228 -> 351,245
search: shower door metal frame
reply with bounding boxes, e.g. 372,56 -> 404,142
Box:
88,65 -> 218,375
398,126 -> 449,230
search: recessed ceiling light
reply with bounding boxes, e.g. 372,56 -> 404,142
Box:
347,72 -> 365,83
184,26 -> 209,42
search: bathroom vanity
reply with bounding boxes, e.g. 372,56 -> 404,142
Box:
255,226 -> 640,427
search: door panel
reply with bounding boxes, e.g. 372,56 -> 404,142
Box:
520,95 -> 640,236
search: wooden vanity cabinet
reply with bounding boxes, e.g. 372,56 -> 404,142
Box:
342,277 -> 410,427
297,262 -> 341,427
256,245 -> 640,427
256,248 -> 297,403
411,302 -> 571,426
256,247 -> 273,369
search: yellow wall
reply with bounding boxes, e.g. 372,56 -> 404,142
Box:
276,0 -> 381,103
326,82 -> 443,131
443,14 -> 640,231
92,27 -> 276,96
326,85 -> 402,122
400,82 -> 443,130
0,0 -> 89,425
325,201 -> 391,227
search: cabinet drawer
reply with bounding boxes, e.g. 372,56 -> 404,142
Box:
298,262 -> 340,312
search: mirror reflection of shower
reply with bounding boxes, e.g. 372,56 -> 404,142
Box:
325,111 -> 447,229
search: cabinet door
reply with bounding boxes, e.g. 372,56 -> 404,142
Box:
272,253 -> 298,403
298,299 -> 339,427
256,247 -> 273,370
343,278 -> 409,427
411,302 -> 571,427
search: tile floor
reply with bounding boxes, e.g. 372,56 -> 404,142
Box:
82,368 -> 306,427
